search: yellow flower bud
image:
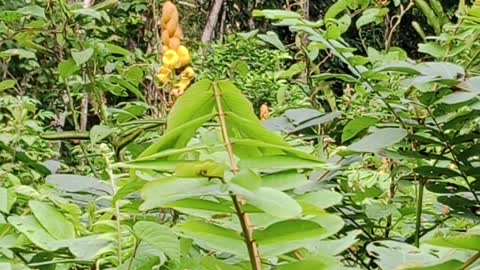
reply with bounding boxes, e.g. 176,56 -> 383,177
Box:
162,50 -> 179,69
171,78 -> 192,97
156,66 -> 172,84
180,67 -> 196,80
176,45 -> 191,68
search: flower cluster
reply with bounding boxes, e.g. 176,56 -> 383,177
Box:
156,1 -> 195,97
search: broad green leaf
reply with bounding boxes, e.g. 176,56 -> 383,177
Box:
276,62 -> 305,79
231,169 -> 262,191
0,188 -> 16,214
72,48 -> 94,66
258,31 -> 286,50
367,241 -> 463,270
140,177 -> 221,211
197,256 -> 243,270
58,59 -> 79,78
17,5 -> 46,19
297,190 -> 343,209
312,73 -> 358,83
255,220 -> 327,257
176,220 -> 246,258
252,9 -> 302,19
239,155 -> 324,170
342,116 -> 378,142
427,234 -> 480,251
217,80 -> 259,123
133,221 -> 180,260
113,179 -> 145,203
165,198 -> 234,213
403,260 -> 463,270
0,80 -> 16,92
418,43 -> 447,58
365,201 -> 398,220
418,62 -> 464,80
104,42 -> 131,56
232,139 -> 322,162
230,184 -> 301,218
0,49 -> 36,59
439,92 -> 478,104
29,200 -> 75,240
45,174 -> 110,194
277,257 -> 339,270
52,235 -> 112,260
290,112 -> 342,133
348,128 -> 407,153
7,215 -> 57,251
167,80 -> 215,131
356,8 -> 389,29
414,166 -> 460,178
117,256 -> 160,270
262,170 -> 308,191
139,112 -> 215,158
313,230 -> 361,256
89,124 -> 112,144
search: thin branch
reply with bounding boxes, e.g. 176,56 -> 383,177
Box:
460,252 -> 480,270
212,82 -> 262,270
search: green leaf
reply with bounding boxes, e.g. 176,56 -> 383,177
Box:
255,220 -> 327,257
167,80 -> 215,132
17,5 -> 46,19
262,170 -> 308,191
252,9 -> 302,20
72,48 -> 94,66
418,43 -> 447,58
217,80 -> 259,123
29,200 -> 75,240
0,49 -> 36,59
113,179 -> 145,203
133,221 -> 180,260
138,112 -> 215,158
439,92 -> 478,104
0,80 -> 16,92
89,124 -> 112,144
0,188 -> 16,214
356,8 -> 389,29
140,177 -> 221,211
312,73 -> 358,83
342,116 -> 378,142
104,42 -> 131,56
7,215 -> 57,251
165,198 -> 234,213
403,260 -> 463,270
230,184 -> 302,218
365,201 -> 398,220
58,59 -> 80,79
276,62 -> 306,79
239,155 -> 324,170
414,166 -> 460,178
313,230 -> 361,256
277,257 -> 339,270
258,31 -> 286,50
348,128 -> 407,153
117,256 -> 160,270
231,169 -> 262,191
290,112 -> 342,133
52,235 -> 112,260
427,234 -> 480,251
297,190 -> 343,209
176,220 -> 246,258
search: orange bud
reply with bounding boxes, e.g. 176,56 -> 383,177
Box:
168,37 -> 181,50
161,1 -> 178,25
260,103 -> 269,121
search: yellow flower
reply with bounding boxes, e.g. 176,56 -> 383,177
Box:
180,67 -> 195,80
162,50 -> 179,69
176,45 -> 191,68
171,78 -> 192,97
156,66 -> 172,84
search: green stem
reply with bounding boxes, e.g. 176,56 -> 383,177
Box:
461,252 -> 480,270
415,178 -> 425,247
105,154 -> 123,265
212,82 -> 262,270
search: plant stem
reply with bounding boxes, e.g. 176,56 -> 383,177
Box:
105,155 -> 123,265
414,177 -> 425,247
212,82 -> 262,270
461,252 -> 480,270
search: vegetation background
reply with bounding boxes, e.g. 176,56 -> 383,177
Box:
0,0 -> 479,269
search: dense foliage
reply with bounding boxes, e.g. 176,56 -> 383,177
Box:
1,0 -> 480,269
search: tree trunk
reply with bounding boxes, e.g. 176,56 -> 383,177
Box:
201,0 -> 224,43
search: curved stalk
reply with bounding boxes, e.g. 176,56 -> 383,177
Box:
212,82 -> 262,270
